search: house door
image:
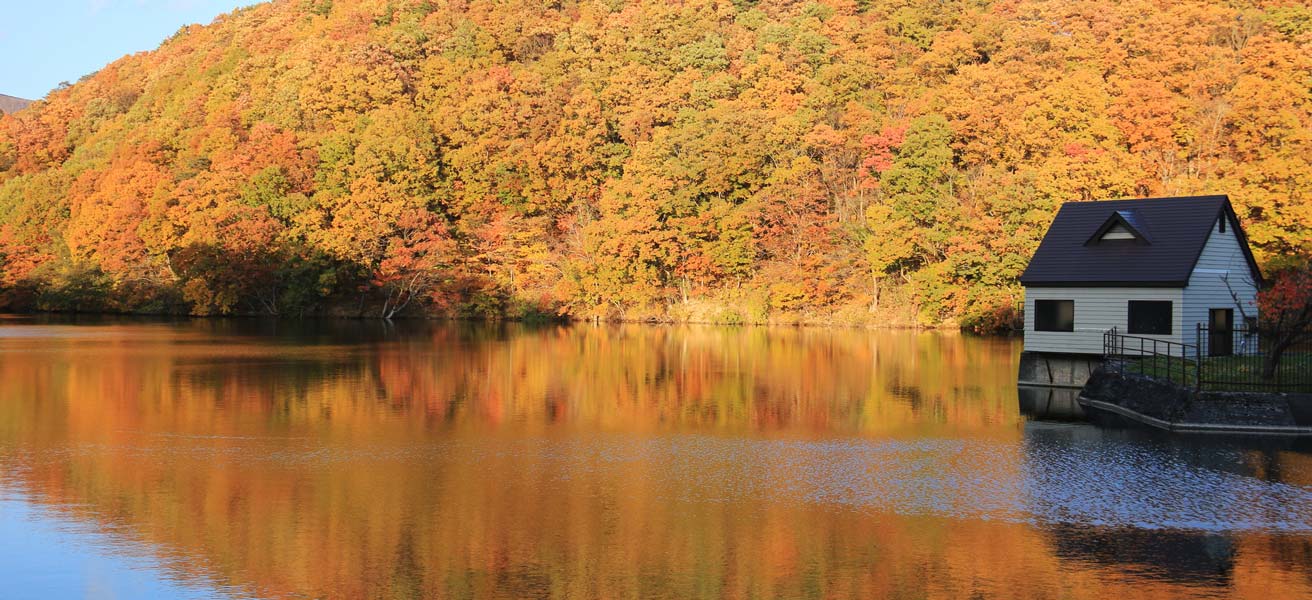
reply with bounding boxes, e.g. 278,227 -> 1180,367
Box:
1209,309 -> 1234,357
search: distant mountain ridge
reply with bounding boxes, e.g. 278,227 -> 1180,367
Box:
0,94 -> 31,115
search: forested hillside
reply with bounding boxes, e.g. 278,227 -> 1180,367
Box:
1,0 -> 1309,326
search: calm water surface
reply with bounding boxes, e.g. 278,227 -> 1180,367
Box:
0,318 -> 1310,599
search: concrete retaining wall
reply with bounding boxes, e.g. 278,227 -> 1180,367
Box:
1018,352 -> 1104,388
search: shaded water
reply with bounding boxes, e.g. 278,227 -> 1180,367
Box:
0,318 -> 1310,599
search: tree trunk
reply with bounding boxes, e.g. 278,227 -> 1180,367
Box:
871,274 -> 880,314
1262,337 -> 1294,381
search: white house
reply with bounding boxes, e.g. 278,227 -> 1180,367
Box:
1019,195 -> 1263,357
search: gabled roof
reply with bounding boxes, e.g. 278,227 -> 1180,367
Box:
1019,195 -> 1263,288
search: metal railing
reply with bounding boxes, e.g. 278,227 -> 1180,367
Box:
1104,325 -> 1312,392
1196,324 -> 1312,392
1103,327 -> 1197,388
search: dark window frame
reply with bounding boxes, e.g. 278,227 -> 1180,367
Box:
1127,300 -> 1173,335
1034,299 -> 1075,332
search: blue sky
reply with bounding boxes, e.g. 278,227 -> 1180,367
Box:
1,0 -> 260,100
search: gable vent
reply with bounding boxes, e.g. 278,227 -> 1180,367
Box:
1101,223 -> 1136,240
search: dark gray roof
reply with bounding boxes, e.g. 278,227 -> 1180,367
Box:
1019,195 -> 1263,288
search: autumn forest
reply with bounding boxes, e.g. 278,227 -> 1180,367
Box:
1,0 -> 1309,327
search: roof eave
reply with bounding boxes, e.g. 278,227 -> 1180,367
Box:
1179,198 -> 1266,288
1020,280 -> 1189,288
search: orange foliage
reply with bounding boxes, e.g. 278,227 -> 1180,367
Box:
0,0 -> 1308,324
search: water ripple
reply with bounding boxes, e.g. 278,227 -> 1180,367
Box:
9,427 -> 1311,534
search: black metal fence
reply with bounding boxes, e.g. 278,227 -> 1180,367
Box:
1196,324 -> 1312,392
1103,325 -> 1312,392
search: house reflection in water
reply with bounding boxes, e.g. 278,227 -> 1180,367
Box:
1017,385 -> 1086,421
1020,416 -> 1312,594
1043,524 -> 1234,587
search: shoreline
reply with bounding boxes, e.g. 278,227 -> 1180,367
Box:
1079,396 -> 1312,437
0,310 -> 1009,334
1077,369 -> 1312,437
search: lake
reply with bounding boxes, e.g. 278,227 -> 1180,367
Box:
0,318 -> 1309,599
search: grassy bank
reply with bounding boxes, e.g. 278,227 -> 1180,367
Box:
1125,353 -> 1312,393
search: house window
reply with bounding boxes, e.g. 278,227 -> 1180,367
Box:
1035,300 -> 1074,332
1127,301 -> 1173,335
1219,216 -> 1226,234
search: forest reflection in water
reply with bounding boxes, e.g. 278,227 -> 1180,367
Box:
0,317 -> 1310,599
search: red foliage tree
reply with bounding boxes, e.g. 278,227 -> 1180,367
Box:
1257,263 -> 1312,380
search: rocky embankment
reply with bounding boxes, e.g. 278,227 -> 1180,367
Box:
1080,367 -> 1312,434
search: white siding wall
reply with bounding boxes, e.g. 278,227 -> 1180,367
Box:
1024,287 -> 1184,355
1182,215 -> 1259,347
